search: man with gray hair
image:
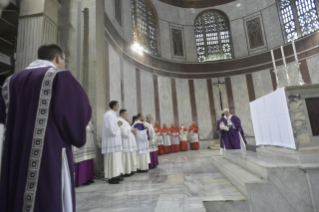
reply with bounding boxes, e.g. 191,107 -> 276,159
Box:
144,114 -> 159,169
218,108 -> 247,150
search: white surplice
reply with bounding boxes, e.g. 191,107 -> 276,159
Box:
179,127 -> 188,141
189,131 -> 199,143
73,121 -> 96,163
118,117 -> 138,174
144,122 -> 158,152
170,132 -> 180,145
133,121 -> 150,170
102,110 -> 124,179
163,132 -> 171,146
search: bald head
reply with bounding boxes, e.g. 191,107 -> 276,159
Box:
155,121 -> 159,126
163,123 -> 167,128
171,123 -> 175,127
192,121 -> 196,126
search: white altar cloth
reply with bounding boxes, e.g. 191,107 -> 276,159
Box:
250,88 -> 296,149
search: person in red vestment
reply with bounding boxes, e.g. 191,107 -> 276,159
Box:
162,123 -> 172,153
178,123 -> 188,151
189,121 -> 200,150
169,123 -> 180,152
154,121 -> 164,155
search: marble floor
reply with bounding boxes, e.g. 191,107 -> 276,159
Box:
75,150 -> 246,212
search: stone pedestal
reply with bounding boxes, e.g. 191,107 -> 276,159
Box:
15,0 -> 61,71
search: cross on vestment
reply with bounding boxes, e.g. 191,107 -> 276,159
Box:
213,78 -> 225,110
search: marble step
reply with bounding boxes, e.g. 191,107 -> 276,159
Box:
204,200 -> 250,212
211,156 -> 266,198
222,150 -> 299,180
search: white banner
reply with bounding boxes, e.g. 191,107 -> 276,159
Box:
250,88 -> 296,149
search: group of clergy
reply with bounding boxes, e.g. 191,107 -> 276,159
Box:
99,100 -> 201,184
154,121 -> 200,155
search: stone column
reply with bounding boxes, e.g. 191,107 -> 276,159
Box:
15,0 -> 61,71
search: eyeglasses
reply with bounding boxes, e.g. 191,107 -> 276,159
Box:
61,57 -> 68,65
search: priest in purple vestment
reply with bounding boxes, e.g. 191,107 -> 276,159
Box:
218,108 -> 246,150
0,44 -> 92,212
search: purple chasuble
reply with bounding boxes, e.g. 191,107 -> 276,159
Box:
219,115 -> 246,150
0,66 -> 91,212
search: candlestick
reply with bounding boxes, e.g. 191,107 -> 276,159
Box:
271,50 -> 276,70
271,50 -> 280,89
281,46 -> 291,86
280,46 -> 286,67
292,40 -> 305,85
292,40 -> 298,62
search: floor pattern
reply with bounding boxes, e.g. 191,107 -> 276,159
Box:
75,150 -> 245,212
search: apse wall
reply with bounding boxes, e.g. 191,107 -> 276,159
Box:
105,0 -> 283,62
103,0 -> 319,141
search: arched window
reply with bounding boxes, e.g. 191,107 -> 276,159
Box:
278,0 -> 319,43
131,0 -> 158,56
194,10 -> 233,62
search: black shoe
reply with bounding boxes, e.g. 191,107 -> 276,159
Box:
108,178 -> 119,184
137,169 -> 148,173
131,172 -> 135,175
87,180 -> 95,184
116,176 -> 124,181
82,182 -> 91,185
122,174 -> 131,177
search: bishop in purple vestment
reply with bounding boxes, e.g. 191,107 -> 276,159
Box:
0,45 -> 91,212
218,108 -> 246,150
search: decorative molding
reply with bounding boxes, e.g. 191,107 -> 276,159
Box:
169,25 -> 186,60
243,13 -> 268,53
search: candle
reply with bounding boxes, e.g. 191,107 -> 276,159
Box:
281,46 -> 286,67
271,50 -> 276,70
292,40 -> 298,62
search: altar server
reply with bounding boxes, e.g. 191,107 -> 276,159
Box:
189,121 -> 200,150
118,109 -> 138,176
0,44 -> 91,212
178,123 -> 188,151
162,123 -> 172,153
218,108 -> 247,150
154,121 -> 164,155
102,101 -> 124,184
133,113 -> 150,172
73,119 -> 96,186
169,123 -> 180,152
144,114 -> 159,169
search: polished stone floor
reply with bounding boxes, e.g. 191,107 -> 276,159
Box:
75,150 -> 245,212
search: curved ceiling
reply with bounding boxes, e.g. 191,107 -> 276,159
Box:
158,0 -> 236,8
